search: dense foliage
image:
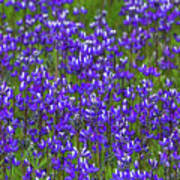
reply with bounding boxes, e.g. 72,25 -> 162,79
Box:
0,0 -> 180,179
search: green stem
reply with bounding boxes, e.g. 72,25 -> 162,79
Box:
24,93 -> 28,139
55,49 -> 59,80
76,132 -> 80,179
96,143 -> 101,179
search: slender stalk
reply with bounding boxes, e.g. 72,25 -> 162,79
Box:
55,49 -> 59,80
76,132 -> 80,179
154,23 -> 159,68
38,80 -> 44,142
38,110 -> 43,142
0,0 -> 5,33
3,158 -> 6,179
12,1 -> 16,37
96,142 -> 101,179
101,0 -> 106,10
109,0 -> 113,6
168,111 -> 173,180
24,92 -> 28,139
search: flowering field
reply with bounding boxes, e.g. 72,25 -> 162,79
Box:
0,0 -> 180,179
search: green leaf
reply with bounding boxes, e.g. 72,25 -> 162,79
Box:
39,157 -> 48,168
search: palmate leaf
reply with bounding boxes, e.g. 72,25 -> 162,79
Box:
44,53 -> 56,72
39,156 -> 48,168
26,148 -> 48,169
11,166 -> 22,179
0,158 -> 3,166
30,155 -> 40,169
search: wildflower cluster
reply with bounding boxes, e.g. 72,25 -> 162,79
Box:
0,0 -> 180,179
